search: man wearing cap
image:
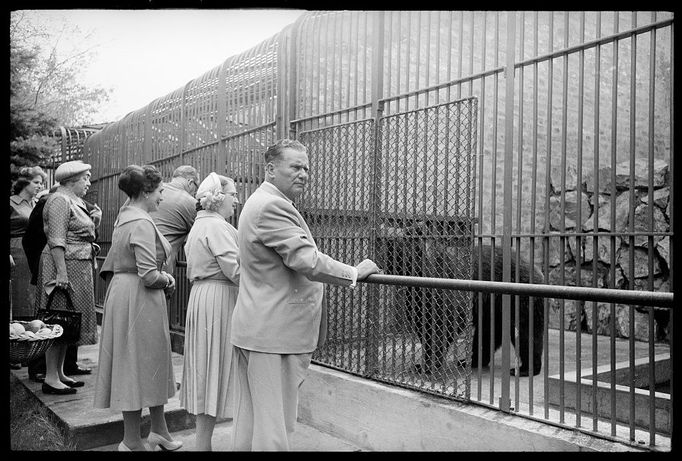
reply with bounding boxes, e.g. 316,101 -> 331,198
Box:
149,165 -> 200,277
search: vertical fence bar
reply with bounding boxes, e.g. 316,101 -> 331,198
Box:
668,17 -> 674,441
542,11 -> 554,421
366,10 -> 384,378
628,11 -> 637,442
558,11 -> 569,424
529,9 -> 540,416
499,10 -> 516,413
609,11 -> 620,438
490,11 -> 500,405
515,11 -> 526,408
575,11 -> 585,428
476,11 -> 487,402
647,11 -> 657,445
591,12 -> 602,433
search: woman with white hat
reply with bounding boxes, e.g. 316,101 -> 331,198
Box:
179,172 -> 240,451
35,160 -> 101,395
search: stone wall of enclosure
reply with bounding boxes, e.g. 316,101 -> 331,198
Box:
546,159 -> 671,342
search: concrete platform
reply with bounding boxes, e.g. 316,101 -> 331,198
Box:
10,341 -> 361,452
10,327 -> 671,451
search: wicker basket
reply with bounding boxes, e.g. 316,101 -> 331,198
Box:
9,322 -> 64,364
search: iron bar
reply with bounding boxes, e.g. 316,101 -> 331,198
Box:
500,10 -> 517,413
591,12 -> 602,434
362,274 -> 674,308
628,12 -> 637,442
610,13 -> 620,437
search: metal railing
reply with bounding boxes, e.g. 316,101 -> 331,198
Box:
86,11 -> 673,450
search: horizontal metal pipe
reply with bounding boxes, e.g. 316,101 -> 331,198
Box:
290,102 -> 372,124
474,231 -> 674,239
362,274 -> 674,307
514,18 -> 674,70
297,117 -> 375,135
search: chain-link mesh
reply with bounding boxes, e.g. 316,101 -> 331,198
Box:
296,97 -> 478,400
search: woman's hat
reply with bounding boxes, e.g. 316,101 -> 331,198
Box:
55,160 -> 92,183
195,172 -> 222,199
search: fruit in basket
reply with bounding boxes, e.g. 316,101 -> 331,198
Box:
37,327 -> 52,337
10,322 -> 25,335
27,319 -> 46,333
22,331 -> 36,339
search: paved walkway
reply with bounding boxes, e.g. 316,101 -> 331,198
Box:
10,339 -> 361,451
11,326 -> 670,451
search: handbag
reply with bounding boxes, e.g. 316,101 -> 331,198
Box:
38,286 -> 82,343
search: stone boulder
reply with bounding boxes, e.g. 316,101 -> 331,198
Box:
584,158 -> 669,194
583,191 -> 631,232
549,191 -> 591,230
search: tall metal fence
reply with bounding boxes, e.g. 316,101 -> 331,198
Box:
83,11 -> 674,450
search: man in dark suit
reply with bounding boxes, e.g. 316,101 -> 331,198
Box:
22,184 -> 100,381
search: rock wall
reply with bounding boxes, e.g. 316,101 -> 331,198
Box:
546,159 -> 671,342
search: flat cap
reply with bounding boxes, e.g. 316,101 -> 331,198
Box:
55,160 -> 92,183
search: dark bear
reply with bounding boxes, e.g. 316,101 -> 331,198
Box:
377,221 -> 545,377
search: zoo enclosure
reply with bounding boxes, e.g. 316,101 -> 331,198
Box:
82,11 -> 674,450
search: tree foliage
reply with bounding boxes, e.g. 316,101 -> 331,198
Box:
9,11 -> 111,175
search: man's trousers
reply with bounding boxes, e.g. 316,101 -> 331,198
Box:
231,346 -> 312,451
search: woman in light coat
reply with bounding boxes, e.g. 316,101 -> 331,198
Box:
94,164 -> 182,452
180,172 -> 240,451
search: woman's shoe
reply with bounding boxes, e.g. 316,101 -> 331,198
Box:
42,382 -> 77,395
118,442 -> 132,452
147,432 -> 183,451
60,378 -> 85,388
29,373 -> 45,383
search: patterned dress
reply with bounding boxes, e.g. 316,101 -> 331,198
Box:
180,210 -> 240,418
35,187 -> 98,345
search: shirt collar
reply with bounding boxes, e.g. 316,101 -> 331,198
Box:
10,194 -> 34,206
261,181 -> 294,204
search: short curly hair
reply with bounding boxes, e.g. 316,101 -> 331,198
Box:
118,164 -> 163,199
12,166 -> 48,195
197,175 -> 235,212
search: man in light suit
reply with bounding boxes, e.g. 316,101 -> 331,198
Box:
230,139 -> 380,451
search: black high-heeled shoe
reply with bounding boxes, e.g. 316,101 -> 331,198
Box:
61,379 -> 85,388
42,382 -> 77,395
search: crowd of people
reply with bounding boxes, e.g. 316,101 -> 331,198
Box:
9,138 -> 381,452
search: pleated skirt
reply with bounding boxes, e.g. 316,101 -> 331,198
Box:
93,273 -> 175,411
180,279 -> 238,418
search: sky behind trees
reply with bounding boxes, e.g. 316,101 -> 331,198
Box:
17,9 -> 305,124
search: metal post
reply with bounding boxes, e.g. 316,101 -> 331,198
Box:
366,10 -> 385,377
218,60 -> 228,174
500,10 -> 517,413
143,104 -> 152,164
287,22 -> 299,140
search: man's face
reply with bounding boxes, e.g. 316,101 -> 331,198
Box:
268,147 -> 309,201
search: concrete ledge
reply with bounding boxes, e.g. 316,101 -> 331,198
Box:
298,364 -> 645,451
